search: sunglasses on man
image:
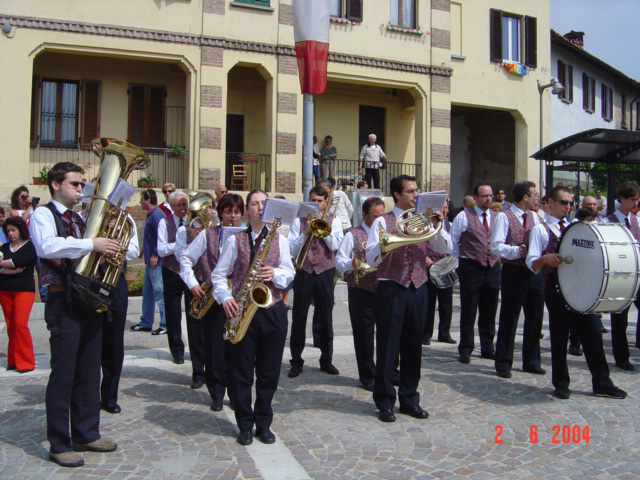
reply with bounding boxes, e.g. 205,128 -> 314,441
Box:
557,199 -> 574,207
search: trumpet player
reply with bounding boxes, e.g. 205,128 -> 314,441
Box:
179,194 -> 244,412
288,186 -> 344,378
365,175 -> 452,423
335,197 -> 385,391
211,190 -> 294,446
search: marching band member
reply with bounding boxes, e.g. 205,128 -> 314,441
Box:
604,181 -> 640,371
180,194 -> 244,411
212,190 -> 294,446
288,186 -> 344,378
29,162 -> 120,467
526,186 -> 626,400
366,175 -> 452,423
451,184 -> 500,364
335,196 -> 385,391
491,181 -> 545,379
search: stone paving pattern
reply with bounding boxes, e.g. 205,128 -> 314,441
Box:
1,289 -> 640,479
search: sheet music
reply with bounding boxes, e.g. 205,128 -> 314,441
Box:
415,191 -> 447,215
298,202 -> 322,218
220,226 -> 246,247
261,198 -> 300,225
81,182 -> 95,204
107,179 -> 136,211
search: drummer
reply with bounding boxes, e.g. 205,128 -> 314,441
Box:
526,186 -> 627,400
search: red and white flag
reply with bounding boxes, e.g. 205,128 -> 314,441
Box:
292,0 -> 330,94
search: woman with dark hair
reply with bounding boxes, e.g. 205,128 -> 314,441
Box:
0,216 -> 37,373
10,186 -> 34,224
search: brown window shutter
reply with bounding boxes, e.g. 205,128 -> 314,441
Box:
346,0 -> 362,22
582,73 -> 588,109
81,80 -> 101,144
128,85 -> 145,146
489,9 -> 502,63
567,65 -> 573,102
30,76 -> 40,143
148,86 -> 165,148
524,16 -> 537,68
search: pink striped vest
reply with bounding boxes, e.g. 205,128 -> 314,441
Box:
299,216 -> 335,274
502,209 -> 536,267
344,225 -> 378,293
161,216 -> 182,274
459,208 -> 499,268
39,207 -> 86,286
188,225 -> 222,283
606,212 -> 640,241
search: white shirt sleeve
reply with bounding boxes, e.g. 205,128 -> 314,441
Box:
156,217 -> 174,258
323,217 -> 344,251
272,234 -> 295,289
29,206 -> 94,259
429,226 -> 453,255
526,224 -> 549,272
125,215 -> 140,261
490,212 -> 521,260
335,231 -> 355,274
289,217 -> 304,257
450,211 -> 468,258
366,216 -> 385,267
179,229 -> 208,290
212,234 -> 238,305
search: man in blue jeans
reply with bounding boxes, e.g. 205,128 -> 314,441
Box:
130,189 -> 167,334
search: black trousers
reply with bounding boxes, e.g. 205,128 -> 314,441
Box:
457,258 -> 500,355
494,264 -> 544,372
162,267 -> 205,381
348,287 -> 376,385
100,274 -> 128,408
373,281 -> 428,411
610,296 -> 640,365
230,302 -> 287,431
45,291 -> 103,453
423,282 -> 453,341
364,168 -> 381,190
202,304 -> 231,403
290,268 -> 335,366
545,277 -> 614,392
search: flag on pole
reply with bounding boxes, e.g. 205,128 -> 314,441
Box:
292,0 -> 330,94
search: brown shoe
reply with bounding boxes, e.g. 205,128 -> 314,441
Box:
49,451 -> 85,467
73,438 -> 117,452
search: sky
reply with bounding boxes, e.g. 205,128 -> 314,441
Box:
550,0 -> 640,82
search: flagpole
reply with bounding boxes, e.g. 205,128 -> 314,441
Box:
302,93 -> 314,201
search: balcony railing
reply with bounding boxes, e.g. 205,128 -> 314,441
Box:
225,152 -> 271,192
332,158 -> 422,195
29,142 -> 187,188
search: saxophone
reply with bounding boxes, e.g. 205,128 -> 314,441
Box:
188,195 -> 217,320
224,219 -> 281,344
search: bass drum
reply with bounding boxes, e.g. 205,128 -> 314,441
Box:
429,256 -> 459,289
557,221 -> 640,313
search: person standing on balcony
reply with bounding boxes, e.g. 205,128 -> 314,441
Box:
159,183 -> 175,217
359,134 -> 389,190
320,135 -> 337,180
313,136 -> 321,182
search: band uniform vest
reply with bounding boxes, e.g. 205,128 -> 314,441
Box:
230,229 -> 283,306
161,216 -> 181,274
344,225 -> 378,293
542,222 -> 561,277
376,212 -> 428,288
502,209 -> 536,267
459,208 -> 499,268
299,216 -> 335,274
606,212 -> 640,241
187,225 -> 221,283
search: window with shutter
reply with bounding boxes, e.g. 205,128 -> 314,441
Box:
128,84 -> 166,148
621,94 -> 627,128
81,80 -> 101,144
601,84 -> 613,121
490,9 -> 503,63
390,0 -> 416,28
557,61 -> 573,103
30,77 -> 40,144
346,0 -> 362,21
489,10 -> 536,68
234,0 -> 270,7
582,74 -> 595,113
40,79 -> 80,146
524,16 -> 537,68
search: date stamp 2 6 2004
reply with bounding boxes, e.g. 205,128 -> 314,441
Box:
494,425 -> 591,444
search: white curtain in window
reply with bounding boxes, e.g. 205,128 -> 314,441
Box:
329,0 -> 341,16
61,83 -> 77,144
403,0 -> 415,28
390,0 -> 399,25
501,16 -> 520,62
41,81 -> 57,143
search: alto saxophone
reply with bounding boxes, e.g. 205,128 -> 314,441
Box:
224,219 -> 281,344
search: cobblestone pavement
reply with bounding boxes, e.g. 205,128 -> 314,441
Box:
1,290 -> 640,479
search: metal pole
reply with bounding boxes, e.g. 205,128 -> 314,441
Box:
302,93 -> 314,201
539,90 -> 544,192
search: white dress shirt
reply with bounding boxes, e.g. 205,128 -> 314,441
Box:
211,228 -> 295,305
365,206 -> 452,270
157,214 -> 187,258
451,206 -> 493,258
604,209 -> 632,226
490,204 -> 539,260
526,216 -> 564,272
331,190 -> 354,230
335,223 -> 371,274
289,216 -> 344,258
180,227 -> 222,290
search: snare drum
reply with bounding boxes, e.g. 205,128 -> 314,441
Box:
429,256 -> 459,289
557,222 -> 640,313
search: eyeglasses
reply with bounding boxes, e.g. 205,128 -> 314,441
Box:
67,181 -> 85,188
478,194 -> 494,198
20,195 -> 29,199
218,190 -> 228,195
558,199 -> 574,206
163,189 -> 175,194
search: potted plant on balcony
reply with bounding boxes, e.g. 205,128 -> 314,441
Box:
240,150 -> 259,162
167,143 -> 186,158
137,173 -> 158,188
33,166 -> 50,186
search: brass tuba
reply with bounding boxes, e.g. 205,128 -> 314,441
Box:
294,192 -> 338,270
74,138 -> 150,312
188,194 -> 213,238
378,208 -> 443,261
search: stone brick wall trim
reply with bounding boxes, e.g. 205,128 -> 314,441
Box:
200,127 -> 222,150
431,28 -> 451,50
431,75 -> 451,94
277,92 -> 298,114
276,132 -> 297,155
204,0 -> 225,15
431,0 -> 450,12
276,171 -> 296,193
431,144 -> 451,164
430,174 -> 450,195
201,85 -> 223,108
202,46 -> 223,67
279,4 -> 293,25
278,56 -> 298,75
431,108 -> 451,129
199,168 -> 221,190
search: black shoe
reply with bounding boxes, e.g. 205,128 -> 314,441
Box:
422,338 -> 431,346
191,379 -> 204,389
130,324 -> 152,332
103,403 -> 121,414
523,366 -> 546,375
594,386 -> 627,399
151,327 -> 167,335
288,363 -> 303,378
602,327 -> 609,333
320,362 -> 339,375
540,333 -> 545,339
554,388 -> 571,400
635,343 -> 640,349
210,399 -> 223,412
237,430 -> 253,446
399,405 -> 429,419
361,381 -> 374,392
378,409 -> 396,423
6,365 -> 16,371
438,336 -> 457,344
459,353 -> 471,364
481,350 -> 496,360
18,368 -> 34,374
173,357 -> 184,365
255,428 -> 276,444
616,362 -> 635,371
496,370 -> 512,379
568,346 -> 583,356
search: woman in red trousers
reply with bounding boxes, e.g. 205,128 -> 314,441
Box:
0,216 -> 37,373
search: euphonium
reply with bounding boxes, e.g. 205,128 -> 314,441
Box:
75,138 -> 150,313
294,193 -> 338,270
378,208 -> 443,260
224,219 -> 281,344
188,195 -> 213,238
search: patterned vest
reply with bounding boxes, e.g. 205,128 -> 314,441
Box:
459,208 -> 499,268
541,222 -> 561,277
188,225 -> 221,283
230,229 -> 283,306
606,212 -> 640,241
344,225 -> 378,293
161,216 -> 182,274
376,212 -> 429,288
299,216 -> 335,274
502,209 -> 536,267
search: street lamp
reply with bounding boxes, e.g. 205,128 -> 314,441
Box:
537,77 -> 564,193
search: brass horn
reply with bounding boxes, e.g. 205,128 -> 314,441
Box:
378,208 -> 443,261
353,257 -> 377,286
188,195 -> 213,237
294,192 -> 338,270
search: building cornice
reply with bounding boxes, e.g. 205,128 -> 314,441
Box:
1,14 -> 452,77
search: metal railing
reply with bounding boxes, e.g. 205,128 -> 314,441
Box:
29,142 -> 187,188
332,158 -> 422,195
225,152 -> 271,192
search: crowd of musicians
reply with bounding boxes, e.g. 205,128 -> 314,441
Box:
25,161 -> 639,467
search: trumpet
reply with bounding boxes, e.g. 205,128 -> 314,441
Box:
378,208 -> 442,261
294,192 -> 339,270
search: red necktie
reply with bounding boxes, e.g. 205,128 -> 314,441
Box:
482,212 -> 489,232
63,210 -> 77,238
625,217 -> 631,229
559,220 -> 566,233
179,217 -> 184,228
522,213 -> 527,229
